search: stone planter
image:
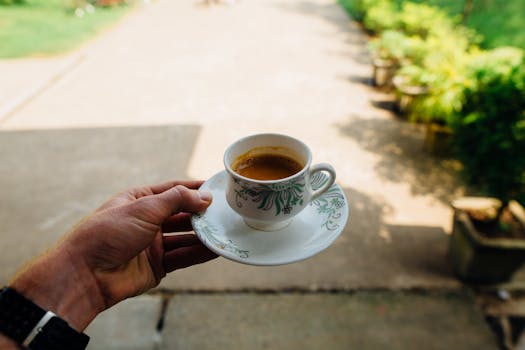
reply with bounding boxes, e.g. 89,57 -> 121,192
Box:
372,58 -> 397,88
392,76 -> 429,115
449,199 -> 525,284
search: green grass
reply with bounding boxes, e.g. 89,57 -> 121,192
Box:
338,0 -> 525,50
407,0 -> 525,50
465,0 -> 525,50
0,0 -> 131,58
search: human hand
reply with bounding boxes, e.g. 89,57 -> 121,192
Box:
9,180 -> 217,331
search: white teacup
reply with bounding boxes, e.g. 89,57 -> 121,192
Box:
224,133 -> 336,231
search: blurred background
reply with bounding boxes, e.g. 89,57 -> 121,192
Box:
1,0 -> 524,349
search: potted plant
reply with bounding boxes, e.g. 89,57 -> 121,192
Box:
392,61 -> 459,155
450,198 -> 525,284
368,30 -> 410,88
405,44 -> 474,154
448,48 -> 525,284
392,64 -> 431,115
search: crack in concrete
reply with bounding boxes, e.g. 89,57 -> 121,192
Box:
153,293 -> 171,350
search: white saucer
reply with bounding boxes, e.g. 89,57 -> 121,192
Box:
191,171 -> 349,266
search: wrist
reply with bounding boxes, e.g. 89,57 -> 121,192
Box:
9,243 -> 105,331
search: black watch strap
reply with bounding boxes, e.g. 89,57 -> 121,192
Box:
0,287 -> 90,350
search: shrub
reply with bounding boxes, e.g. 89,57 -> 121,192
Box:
397,2 -> 454,38
369,30 -> 432,66
451,48 -> 525,201
406,40 -> 476,124
339,0 -> 386,21
0,0 -> 25,4
394,64 -> 435,89
368,30 -> 408,62
363,0 -> 399,33
391,28 -> 476,124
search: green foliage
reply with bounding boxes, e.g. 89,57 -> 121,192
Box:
395,64 -> 435,87
363,0 -> 399,33
368,30 -> 407,61
339,0 -> 525,50
0,0 -> 25,5
360,0 -> 476,44
396,1 -> 454,38
404,0 -> 525,51
338,0 -> 385,21
369,30 -> 430,66
466,1 -> 525,50
451,48 -> 525,201
406,40 -> 476,124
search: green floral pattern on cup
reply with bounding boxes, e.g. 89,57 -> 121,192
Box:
233,178 -> 305,216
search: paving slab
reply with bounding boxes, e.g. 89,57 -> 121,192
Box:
0,125 -> 200,283
85,295 -> 161,350
161,292 -> 498,350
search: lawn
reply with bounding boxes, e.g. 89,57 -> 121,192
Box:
339,0 -> 525,50
407,0 -> 525,50
0,0 -> 131,58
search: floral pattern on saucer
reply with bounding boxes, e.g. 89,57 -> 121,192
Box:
193,214 -> 250,259
309,172 -> 346,231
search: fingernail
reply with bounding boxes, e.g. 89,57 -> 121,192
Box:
199,190 -> 212,202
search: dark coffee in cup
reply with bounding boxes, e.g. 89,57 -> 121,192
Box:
231,151 -> 303,180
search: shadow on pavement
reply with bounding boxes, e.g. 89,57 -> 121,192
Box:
161,185 -> 459,291
0,125 -> 201,284
337,116 -> 465,204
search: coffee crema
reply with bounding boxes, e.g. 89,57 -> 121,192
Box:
232,153 -> 303,180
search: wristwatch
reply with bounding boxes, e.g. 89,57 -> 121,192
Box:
0,287 -> 90,350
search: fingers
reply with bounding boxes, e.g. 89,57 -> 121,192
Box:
162,213 -> 194,233
157,185 -> 212,216
126,180 -> 204,200
164,239 -> 218,272
97,180 -> 205,212
163,233 -> 201,250
148,180 -> 205,194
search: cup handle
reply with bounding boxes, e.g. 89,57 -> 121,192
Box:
309,163 -> 336,201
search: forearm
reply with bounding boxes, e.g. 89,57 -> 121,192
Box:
8,242 -> 105,332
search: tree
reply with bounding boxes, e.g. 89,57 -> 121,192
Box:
462,0 -> 474,24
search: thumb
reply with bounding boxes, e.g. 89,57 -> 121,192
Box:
156,185 -> 212,216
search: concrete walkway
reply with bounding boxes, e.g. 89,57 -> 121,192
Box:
0,0 -> 502,348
